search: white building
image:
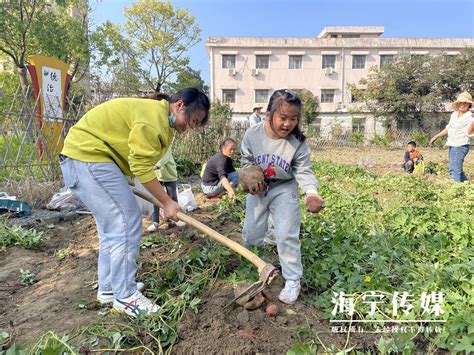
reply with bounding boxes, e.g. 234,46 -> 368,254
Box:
206,26 -> 473,134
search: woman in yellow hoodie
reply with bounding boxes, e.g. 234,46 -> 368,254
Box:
60,88 -> 209,317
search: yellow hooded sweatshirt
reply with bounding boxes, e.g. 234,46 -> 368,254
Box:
62,98 -> 173,183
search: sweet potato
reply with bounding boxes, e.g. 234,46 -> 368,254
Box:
265,303 -> 279,317
243,292 -> 265,310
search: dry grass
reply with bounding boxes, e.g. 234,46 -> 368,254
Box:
312,146 -> 474,179
313,146 -> 472,166
0,178 -> 63,208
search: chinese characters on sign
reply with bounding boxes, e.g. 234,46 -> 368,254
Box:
331,291 -> 445,318
42,66 -> 63,122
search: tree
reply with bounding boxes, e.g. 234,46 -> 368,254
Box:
436,48 -> 474,101
349,48 -> 474,131
210,99 -> 233,121
165,66 -> 208,94
123,0 -> 201,92
294,89 -> 320,129
90,21 -> 143,101
0,0 -> 90,92
0,70 -> 20,124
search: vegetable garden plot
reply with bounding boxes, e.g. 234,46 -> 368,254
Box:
1,161 -> 472,353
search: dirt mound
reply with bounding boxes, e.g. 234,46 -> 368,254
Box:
173,278 -> 377,354
0,217 -> 101,346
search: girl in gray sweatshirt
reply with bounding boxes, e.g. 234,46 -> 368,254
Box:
240,89 -> 325,304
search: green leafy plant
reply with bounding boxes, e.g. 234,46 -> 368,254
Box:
299,161 -> 473,352
0,330 -> 10,350
29,331 -> 76,354
0,221 -> 47,251
19,268 -> 36,285
293,325 -> 312,343
54,247 -> 73,260
410,130 -> 430,147
210,99 -> 233,121
349,132 -> 365,145
175,156 -> 200,178
424,161 -> 449,176
370,133 -> 397,147
287,342 -> 317,355
294,89 -> 320,128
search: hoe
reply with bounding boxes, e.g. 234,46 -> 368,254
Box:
132,187 -> 278,306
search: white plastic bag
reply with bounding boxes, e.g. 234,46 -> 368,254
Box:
177,184 -> 197,212
134,180 -> 154,217
0,192 -> 17,200
47,187 -> 88,211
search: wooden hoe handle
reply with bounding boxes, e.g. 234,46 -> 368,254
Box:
131,187 -> 269,273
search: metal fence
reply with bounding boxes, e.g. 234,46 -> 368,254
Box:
0,86 -> 85,182
1,88 -> 445,182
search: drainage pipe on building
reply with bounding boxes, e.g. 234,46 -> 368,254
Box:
209,46 -> 214,101
340,47 -> 345,107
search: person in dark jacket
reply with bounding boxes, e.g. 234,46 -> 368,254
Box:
201,138 -> 239,199
403,141 -> 423,173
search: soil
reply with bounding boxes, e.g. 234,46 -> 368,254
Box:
0,217 -> 100,347
312,146 -> 474,167
312,146 -> 474,177
173,279 -> 379,354
2,147 -> 459,352
0,193 -> 380,353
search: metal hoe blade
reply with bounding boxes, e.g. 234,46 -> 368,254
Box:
230,264 -> 279,307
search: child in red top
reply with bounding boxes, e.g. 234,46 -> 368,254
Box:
403,141 -> 423,173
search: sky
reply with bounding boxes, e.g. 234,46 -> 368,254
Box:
91,0 -> 474,83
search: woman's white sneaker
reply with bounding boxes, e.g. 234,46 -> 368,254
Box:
264,234 -> 277,245
278,280 -> 301,305
97,282 -> 145,304
147,222 -> 159,232
113,290 -> 160,317
172,220 -> 186,228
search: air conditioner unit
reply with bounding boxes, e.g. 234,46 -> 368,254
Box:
324,67 -> 335,75
251,68 -> 259,76
228,68 -> 236,76
337,102 -> 346,111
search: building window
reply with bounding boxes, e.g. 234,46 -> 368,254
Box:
322,55 -> 336,69
222,55 -> 236,69
410,54 -> 427,60
289,55 -> 303,69
320,89 -> 335,103
352,55 -> 366,69
255,89 -> 270,103
256,55 -> 269,69
380,55 -> 394,68
443,54 -> 458,68
397,120 -> 415,131
222,89 -> 236,103
352,117 -> 365,133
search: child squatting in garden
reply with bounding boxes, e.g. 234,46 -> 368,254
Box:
403,140 -> 423,173
239,89 -> 325,304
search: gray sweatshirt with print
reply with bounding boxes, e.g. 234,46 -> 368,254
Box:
240,123 -> 319,193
